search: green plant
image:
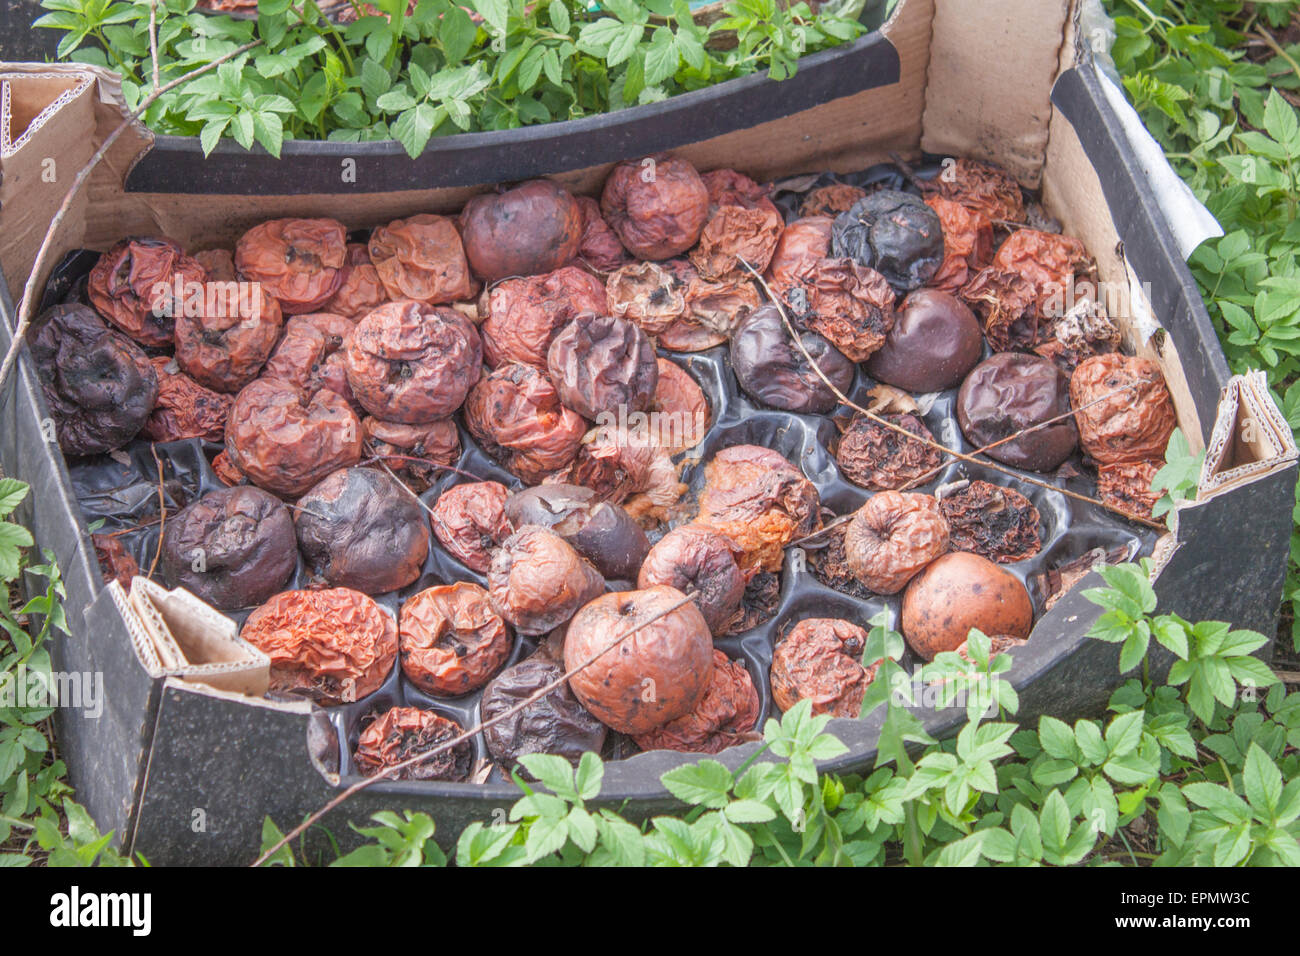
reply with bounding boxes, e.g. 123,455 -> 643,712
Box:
35,0 -> 869,158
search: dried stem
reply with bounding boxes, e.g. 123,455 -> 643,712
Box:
251,588 -> 700,867
897,381 -> 1142,491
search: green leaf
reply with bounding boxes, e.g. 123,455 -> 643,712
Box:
473,0 -> 508,36
1242,743 -> 1282,817
661,759 -> 733,809
548,0 -> 569,34
1104,710 -> 1145,757
0,480 -> 31,519
1263,88 -> 1300,152
517,753 -> 578,800
723,799 -> 776,824
596,811 -> 645,866
1182,782 -> 1251,825
574,752 -> 603,801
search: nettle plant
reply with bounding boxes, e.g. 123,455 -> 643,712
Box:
36,0 -> 869,158
259,563 -> 1298,867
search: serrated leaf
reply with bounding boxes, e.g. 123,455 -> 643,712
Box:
660,759 -> 733,808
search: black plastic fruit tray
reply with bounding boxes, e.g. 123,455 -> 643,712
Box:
47,234 -> 1158,794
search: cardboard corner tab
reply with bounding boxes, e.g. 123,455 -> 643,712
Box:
113,577 -> 271,697
1199,370 -> 1299,498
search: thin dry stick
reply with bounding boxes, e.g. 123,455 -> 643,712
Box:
0,37 -> 264,393
251,588 -> 701,867
359,450 -> 484,484
148,0 -> 161,91
737,260 -> 1165,531
897,381 -> 1142,491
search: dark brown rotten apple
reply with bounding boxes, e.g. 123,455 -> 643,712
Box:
361,416 -> 460,492
459,179 -> 583,281
141,357 -> 232,443
480,266 -> 609,369
262,312 -> 357,405
294,466 -> 429,593
563,585 -> 713,734
488,525 -> 605,636
771,618 -> 876,717
696,444 -> 821,577
173,282 -> 283,393
463,363 -> 586,483
428,481 -> 513,573
504,484 -> 650,581
637,524 -> 745,635
900,551 -> 1033,660
730,304 -> 854,415
225,377 -> 362,497
368,214 -> 474,304
28,304 -> 159,456
835,412 -> 942,491
160,486 -> 297,609
844,491 -> 950,594
353,706 -> 471,781
546,313 -> 658,421
93,534 -> 139,589
241,587 -> 397,705
601,155 -> 710,260
87,237 -> 206,347
832,190 -> 945,293
957,353 -> 1078,472
939,480 -> 1042,563
1069,354 -> 1176,465
481,653 -> 607,769
234,217 -> 347,314
343,300 -> 482,423
399,582 -> 513,696
865,289 -> 983,393
632,649 -> 759,753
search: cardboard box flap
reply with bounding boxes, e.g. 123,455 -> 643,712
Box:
124,577 -> 271,697
1198,370 -> 1299,499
